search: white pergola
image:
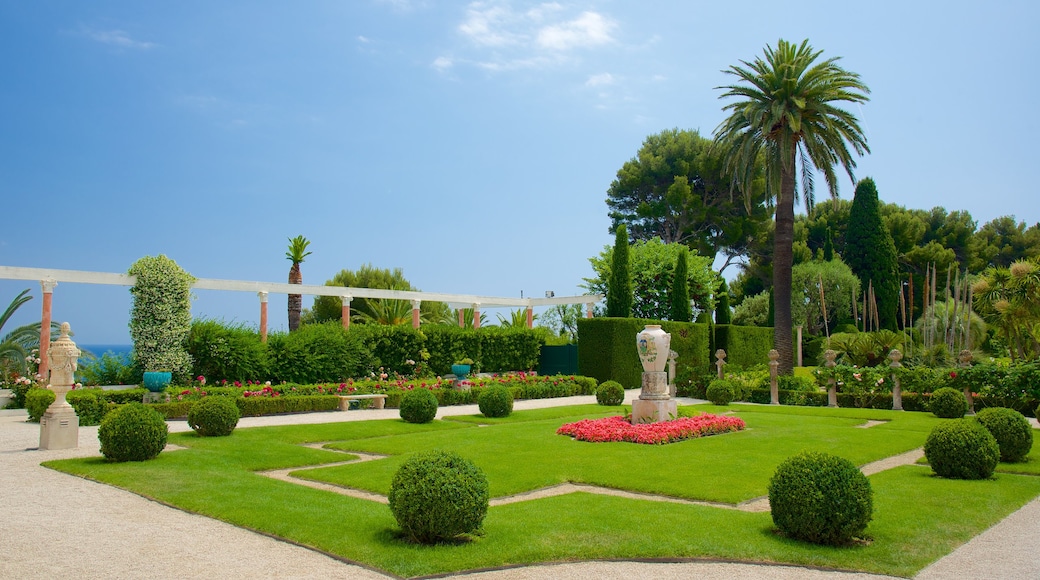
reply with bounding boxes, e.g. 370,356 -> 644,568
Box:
0,265 -> 600,379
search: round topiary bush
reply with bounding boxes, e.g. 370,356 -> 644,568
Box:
399,388 -> 438,424
388,450 -> 489,544
478,385 -> 513,418
595,381 -> 625,406
975,407 -> 1033,463
924,418 -> 1000,479
98,402 -> 169,462
187,396 -> 241,437
767,451 -> 873,545
706,379 -> 736,405
929,387 -> 968,418
25,388 -> 56,423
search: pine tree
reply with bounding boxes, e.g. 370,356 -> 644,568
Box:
669,250 -> 692,321
715,279 -> 732,324
844,178 -> 900,330
823,229 -> 834,262
606,225 -> 632,317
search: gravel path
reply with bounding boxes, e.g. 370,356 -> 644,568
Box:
1,394 -> 1037,580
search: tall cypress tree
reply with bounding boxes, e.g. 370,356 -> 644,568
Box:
823,229 -> 835,262
669,250 -> 692,321
606,225 -> 632,317
844,177 -> 900,330
715,279 -> 732,324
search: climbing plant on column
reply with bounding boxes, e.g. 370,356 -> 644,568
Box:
128,255 -> 195,380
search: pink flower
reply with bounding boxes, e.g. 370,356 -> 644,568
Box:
557,414 -> 746,445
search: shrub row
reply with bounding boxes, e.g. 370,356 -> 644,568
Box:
183,320 -> 548,384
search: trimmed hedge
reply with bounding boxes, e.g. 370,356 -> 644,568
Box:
924,418 -> 1000,479
98,402 -> 168,462
388,450 -> 489,543
714,324 -> 774,370
596,381 -> 625,406
25,388 -> 56,422
477,385 -> 513,418
930,387 -> 968,418
768,451 -> 873,545
187,396 -> 240,436
706,379 -> 736,405
578,318 -> 709,388
975,407 -> 1033,462
400,389 -> 439,424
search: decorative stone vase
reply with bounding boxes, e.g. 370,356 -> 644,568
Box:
142,371 -> 172,393
636,325 -> 671,373
451,364 -> 471,381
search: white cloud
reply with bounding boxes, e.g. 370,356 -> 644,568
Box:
585,73 -> 614,87
80,27 -> 155,50
432,56 -> 454,70
357,35 -> 371,43
536,11 -> 615,51
453,2 -> 618,72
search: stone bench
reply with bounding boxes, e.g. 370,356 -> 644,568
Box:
337,394 -> 387,411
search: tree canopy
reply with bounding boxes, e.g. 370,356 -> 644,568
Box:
586,237 -> 719,320
311,265 -> 449,325
606,128 -> 769,272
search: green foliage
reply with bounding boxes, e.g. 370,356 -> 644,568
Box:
589,236 -> 720,320
78,351 -> 139,386
791,258 -> 860,335
605,128 -> 769,261
25,387 -> 55,422
973,258 -> 1040,361
669,250 -> 692,322
310,264 -> 449,325
537,304 -> 582,341
929,387 -> 968,418
187,319 -> 269,382
421,326 -> 545,376
706,379 -> 736,405
66,388 -> 111,425
714,325 -> 774,369
98,402 -> 169,462
975,407 -> 1033,462
924,418 -> 1000,479
844,178 -> 899,330
399,388 -> 438,424
970,215 -> 1040,271
577,318 -> 709,389
387,450 -> 489,544
348,324 -> 427,375
128,255 -> 195,377
731,291 -> 770,326
187,396 -> 241,437
715,279 -> 732,324
606,225 -> 633,317
478,385 -> 514,418
768,451 -> 873,545
266,322 -> 370,383
595,381 -> 625,406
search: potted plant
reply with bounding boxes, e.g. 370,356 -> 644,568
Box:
451,358 -> 474,381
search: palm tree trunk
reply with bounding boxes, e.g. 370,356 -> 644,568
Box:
773,166 -> 796,375
288,264 -> 302,332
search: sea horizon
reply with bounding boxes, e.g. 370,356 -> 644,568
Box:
77,344 -> 133,359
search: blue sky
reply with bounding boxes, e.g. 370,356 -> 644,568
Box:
1,0 -> 1036,344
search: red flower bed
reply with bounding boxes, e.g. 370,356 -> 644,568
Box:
557,413 -> 746,445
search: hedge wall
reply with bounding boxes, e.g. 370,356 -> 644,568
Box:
713,325 -> 775,370
577,318 -> 709,389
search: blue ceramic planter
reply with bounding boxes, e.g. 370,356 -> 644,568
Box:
142,371 -> 172,393
451,364 -> 471,380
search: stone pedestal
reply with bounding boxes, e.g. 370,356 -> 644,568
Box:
143,391 -> 166,404
40,407 -> 79,450
632,371 -> 677,424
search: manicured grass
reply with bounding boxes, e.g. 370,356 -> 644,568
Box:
44,404 -> 1040,578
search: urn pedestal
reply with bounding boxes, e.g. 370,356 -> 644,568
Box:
40,322 -> 80,450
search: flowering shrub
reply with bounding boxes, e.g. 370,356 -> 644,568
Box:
557,413 -> 745,445
128,255 -> 195,378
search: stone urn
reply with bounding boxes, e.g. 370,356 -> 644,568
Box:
636,325 -> 671,373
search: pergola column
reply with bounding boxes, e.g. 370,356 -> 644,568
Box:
585,302 -> 594,318
38,280 -> 57,381
341,296 -> 352,330
457,308 -> 465,328
472,303 -> 481,329
258,292 -> 269,342
526,306 -> 534,328
411,299 -> 421,329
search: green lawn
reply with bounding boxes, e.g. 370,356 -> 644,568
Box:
44,404 -> 1040,578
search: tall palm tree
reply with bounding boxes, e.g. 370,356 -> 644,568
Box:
714,39 -> 870,374
286,236 -> 312,332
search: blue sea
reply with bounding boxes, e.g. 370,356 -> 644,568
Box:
78,344 -> 133,361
